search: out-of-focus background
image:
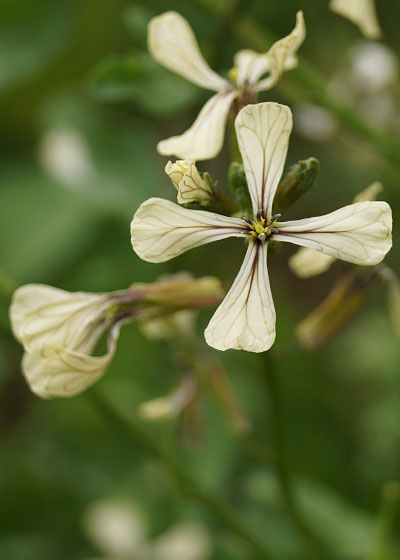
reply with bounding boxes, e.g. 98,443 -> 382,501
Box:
1,0 -> 400,558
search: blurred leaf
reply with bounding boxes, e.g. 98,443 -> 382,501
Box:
0,0 -> 73,93
123,4 -> 156,48
89,51 -> 199,116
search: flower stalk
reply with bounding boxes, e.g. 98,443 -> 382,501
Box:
89,389 -> 277,560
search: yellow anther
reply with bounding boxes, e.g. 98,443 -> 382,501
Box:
229,67 -> 238,83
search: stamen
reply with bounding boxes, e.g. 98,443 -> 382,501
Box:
270,213 -> 281,222
242,217 -> 254,226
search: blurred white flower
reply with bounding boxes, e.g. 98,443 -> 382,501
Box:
289,182 -> 383,278
83,499 -> 148,559
83,498 -> 211,560
152,522 -> 211,560
137,375 -> 197,422
294,103 -> 338,142
350,42 -> 398,91
330,0 -> 381,39
148,10 -> 305,160
165,160 -> 212,204
9,284 -> 123,398
131,103 -> 392,353
39,128 -> 96,190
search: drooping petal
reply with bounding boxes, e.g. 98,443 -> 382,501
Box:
10,284 -> 111,353
22,322 -> 121,399
205,243 -> 276,352
131,197 -> 246,263
289,248 -> 336,279
157,90 -> 237,160
253,11 -> 306,92
235,102 -> 292,218
329,0 -> 381,39
275,201 -> 392,266
148,11 -> 229,91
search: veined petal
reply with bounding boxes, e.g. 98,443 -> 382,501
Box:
275,201 -> 392,266
253,11 -> 306,92
165,160 -> 212,204
157,90 -> 237,160
10,284 -> 111,352
22,322 -> 121,399
289,181 -> 384,278
235,102 -> 292,218
148,11 -> 229,91
330,0 -> 381,39
131,197 -> 246,263
205,243 -> 276,352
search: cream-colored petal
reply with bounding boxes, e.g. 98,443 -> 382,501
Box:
234,50 -> 272,88
289,181 -> 384,278
157,90 -> 237,160
253,11 -> 306,92
148,11 -> 229,91
353,181 -> 383,203
10,284 -> 110,352
131,197 -> 246,263
205,243 -> 275,352
235,102 -> 292,218
165,160 -> 212,204
330,0 -> 381,39
275,201 -> 392,266
289,248 -> 335,278
137,375 -> 196,421
21,322 -> 121,399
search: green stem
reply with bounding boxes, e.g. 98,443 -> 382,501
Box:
367,481 -> 400,560
89,389 -> 277,560
262,355 -> 324,559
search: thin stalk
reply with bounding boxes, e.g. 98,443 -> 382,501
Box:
367,481 -> 400,560
89,389 -> 277,560
262,355 -> 324,559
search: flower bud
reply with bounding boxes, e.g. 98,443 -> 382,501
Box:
137,376 -> 196,421
273,157 -> 319,214
165,160 -> 212,204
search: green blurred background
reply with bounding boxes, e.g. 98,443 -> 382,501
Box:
1,0 -> 400,558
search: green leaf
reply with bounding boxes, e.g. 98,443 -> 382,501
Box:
89,51 -> 199,116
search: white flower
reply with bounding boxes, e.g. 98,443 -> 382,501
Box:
9,284 -> 121,398
131,102 -> 392,353
148,10 -> 305,160
165,160 -> 212,204
289,181 -> 383,278
330,0 -> 381,39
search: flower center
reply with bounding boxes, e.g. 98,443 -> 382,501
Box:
243,213 -> 281,244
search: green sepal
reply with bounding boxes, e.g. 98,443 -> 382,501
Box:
229,162 -> 252,215
273,158 -> 319,214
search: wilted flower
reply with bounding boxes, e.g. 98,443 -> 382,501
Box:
10,276 -> 223,398
131,102 -> 392,353
9,284 -> 126,398
289,182 -> 383,278
148,10 -> 305,160
165,160 -> 213,204
329,0 -> 381,39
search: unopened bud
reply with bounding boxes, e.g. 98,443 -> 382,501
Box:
273,157 -> 319,214
165,160 -> 212,204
